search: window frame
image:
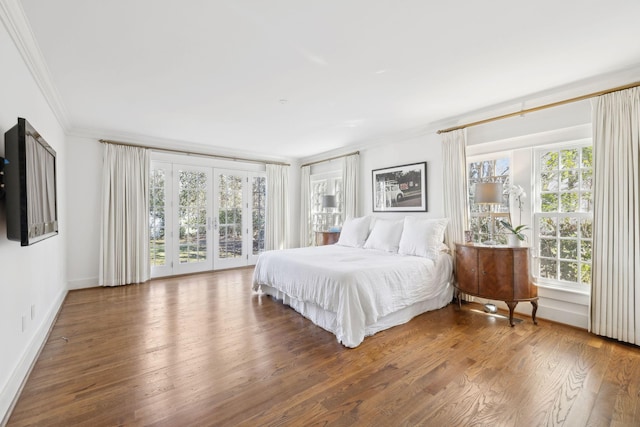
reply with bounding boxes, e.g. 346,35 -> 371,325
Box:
532,140 -> 593,293
309,170 -> 343,245
466,152 -> 513,245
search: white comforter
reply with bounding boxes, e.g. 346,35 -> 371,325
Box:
252,245 -> 453,347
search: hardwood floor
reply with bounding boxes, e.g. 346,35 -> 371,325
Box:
7,268 -> 640,426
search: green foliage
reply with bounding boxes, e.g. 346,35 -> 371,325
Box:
499,220 -> 529,241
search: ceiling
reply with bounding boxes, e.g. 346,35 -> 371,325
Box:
16,0 -> 640,160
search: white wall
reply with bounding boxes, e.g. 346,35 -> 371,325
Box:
0,24 -> 67,421
360,131 -> 445,220
66,136 -> 102,289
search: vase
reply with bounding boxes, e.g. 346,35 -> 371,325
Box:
507,234 -> 521,247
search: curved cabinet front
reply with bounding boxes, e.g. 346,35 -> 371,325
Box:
455,243 -> 538,326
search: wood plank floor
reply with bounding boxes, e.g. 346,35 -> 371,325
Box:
7,268 -> 640,426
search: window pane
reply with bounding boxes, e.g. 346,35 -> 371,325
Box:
178,170 -> 208,264
580,192 -> 593,212
218,174 -> 243,259
541,171 -> 559,191
560,239 -> 578,260
467,157 -> 511,244
540,238 -> 557,258
561,149 -> 579,169
541,151 -> 559,171
581,264 -> 592,285
581,146 -> 593,168
541,193 -> 558,212
581,170 -> 593,190
252,176 -> 266,255
559,261 -> 578,282
560,170 -> 579,191
539,217 -> 557,236
580,219 -> 593,238
560,193 -> 578,212
559,217 -> 577,238
581,240 -> 592,262
150,168 -> 167,267
540,259 -> 557,279
535,143 -> 592,288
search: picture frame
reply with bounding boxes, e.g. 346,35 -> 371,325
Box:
372,162 -> 427,212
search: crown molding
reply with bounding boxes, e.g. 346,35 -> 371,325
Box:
67,126 -> 296,165
0,0 -> 70,130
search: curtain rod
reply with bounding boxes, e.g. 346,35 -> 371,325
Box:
99,139 -> 290,166
300,150 -> 360,168
437,80 -> 640,134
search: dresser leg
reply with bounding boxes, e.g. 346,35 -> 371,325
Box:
506,301 -> 518,327
531,299 -> 539,325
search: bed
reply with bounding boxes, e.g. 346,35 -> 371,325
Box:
252,216 -> 454,348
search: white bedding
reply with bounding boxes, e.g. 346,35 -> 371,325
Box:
252,245 -> 453,348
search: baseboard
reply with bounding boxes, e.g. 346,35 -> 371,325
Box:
68,276 -> 98,290
0,288 -> 67,425
473,296 -> 589,330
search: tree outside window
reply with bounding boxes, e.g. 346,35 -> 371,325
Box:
535,145 -> 593,287
467,157 -> 511,244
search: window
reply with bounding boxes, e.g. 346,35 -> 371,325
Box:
149,167 -> 167,267
534,144 -> 593,289
467,157 -> 511,244
310,173 -> 342,244
252,176 -> 266,255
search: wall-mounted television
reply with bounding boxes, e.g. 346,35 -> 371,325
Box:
4,117 -> 58,246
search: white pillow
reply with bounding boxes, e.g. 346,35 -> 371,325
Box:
363,218 -> 404,253
336,216 -> 372,248
398,217 -> 449,260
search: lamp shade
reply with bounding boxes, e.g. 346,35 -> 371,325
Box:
474,182 -> 503,204
322,195 -> 337,208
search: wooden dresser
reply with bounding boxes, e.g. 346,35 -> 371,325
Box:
455,243 -> 538,326
315,231 -> 340,246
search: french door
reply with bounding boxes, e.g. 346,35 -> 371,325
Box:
149,161 -> 266,278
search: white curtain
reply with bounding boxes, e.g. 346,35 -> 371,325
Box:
299,165 -> 312,247
590,87 -> 640,345
342,153 -> 360,220
266,164 -> 290,251
441,129 -> 469,252
99,144 -> 150,286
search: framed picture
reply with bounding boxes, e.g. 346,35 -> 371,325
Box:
372,162 -> 427,212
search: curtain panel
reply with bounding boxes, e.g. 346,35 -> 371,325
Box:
266,164 -> 290,251
99,144 -> 150,286
441,129 -> 469,252
590,87 -> 640,345
299,165 -> 312,247
342,153 -> 360,220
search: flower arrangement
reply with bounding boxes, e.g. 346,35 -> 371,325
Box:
502,185 -> 529,244
507,184 -> 526,225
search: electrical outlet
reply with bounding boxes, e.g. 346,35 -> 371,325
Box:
31,304 -> 35,320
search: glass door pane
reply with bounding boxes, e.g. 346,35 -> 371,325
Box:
174,165 -> 212,275
249,174 -> 266,264
215,170 -> 247,269
150,161 -> 173,278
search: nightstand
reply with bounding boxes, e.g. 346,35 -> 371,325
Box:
315,231 -> 340,246
455,243 -> 538,326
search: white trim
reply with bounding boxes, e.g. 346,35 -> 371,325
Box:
467,124 -> 591,156
67,277 -> 99,290
0,0 -> 70,130
475,291 -> 589,330
0,288 -> 67,424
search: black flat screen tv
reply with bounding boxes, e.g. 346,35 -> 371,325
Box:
4,117 -> 58,246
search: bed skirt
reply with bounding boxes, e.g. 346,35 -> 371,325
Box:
257,281 -> 453,345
